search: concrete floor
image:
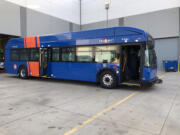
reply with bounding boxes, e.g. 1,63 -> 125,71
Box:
0,72 -> 179,135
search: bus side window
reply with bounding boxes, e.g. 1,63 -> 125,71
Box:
30,48 -> 39,61
11,49 -> 19,61
52,48 -> 60,62
19,49 -> 29,61
62,47 -> 75,62
95,45 -> 120,64
47,48 -> 52,62
76,47 -> 93,62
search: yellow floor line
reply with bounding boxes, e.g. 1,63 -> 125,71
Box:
63,91 -> 139,135
158,73 -> 166,79
121,82 -> 140,87
41,76 -> 51,78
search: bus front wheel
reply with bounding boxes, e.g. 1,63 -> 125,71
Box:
100,71 -> 117,89
19,66 -> 28,79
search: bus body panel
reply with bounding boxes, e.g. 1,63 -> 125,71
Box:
142,67 -> 157,81
5,26 -> 157,86
47,62 -> 120,83
5,61 -> 26,74
6,27 -> 148,49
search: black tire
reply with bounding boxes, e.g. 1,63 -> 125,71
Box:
19,66 -> 28,79
99,71 -> 117,89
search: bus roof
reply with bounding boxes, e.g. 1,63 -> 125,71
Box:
6,26 -> 149,48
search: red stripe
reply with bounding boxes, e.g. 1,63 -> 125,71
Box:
37,36 -> 40,48
29,62 -> 39,77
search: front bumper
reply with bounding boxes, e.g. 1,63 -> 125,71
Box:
142,77 -> 163,87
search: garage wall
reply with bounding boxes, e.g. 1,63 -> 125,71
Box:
124,8 -> 179,39
155,38 -> 179,70
82,0 -> 180,24
72,23 -> 81,32
82,18 -> 124,30
0,0 -> 21,36
6,0 -> 80,24
26,8 -> 71,36
1,0 -> 80,37
82,8 -> 179,38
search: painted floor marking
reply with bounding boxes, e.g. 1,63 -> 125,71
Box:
63,91 -> 139,135
159,73 -> 166,79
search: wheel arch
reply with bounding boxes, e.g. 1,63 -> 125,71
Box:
18,64 -> 27,74
96,68 -> 117,83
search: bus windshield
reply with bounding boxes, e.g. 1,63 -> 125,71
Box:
144,45 -> 157,68
144,35 -> 157,68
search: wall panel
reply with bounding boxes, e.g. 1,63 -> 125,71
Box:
0,0 -> 21,36
155,38 -> 179,70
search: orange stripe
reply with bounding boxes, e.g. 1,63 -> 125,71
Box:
26,37 -> 29,48
25,36 -> 40,76
29,37 -> 31,48
29,62 -> 39,77
32,36 -> 36,48
30,37 -> 32,48
24,36 -> 40,77
24,37 -> 33,48
37,36 -> 40,48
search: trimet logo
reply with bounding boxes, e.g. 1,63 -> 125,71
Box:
99,39 -> 112,43
122,38 -> 129,43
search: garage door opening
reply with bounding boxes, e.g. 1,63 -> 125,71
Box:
0,34 -> 19,72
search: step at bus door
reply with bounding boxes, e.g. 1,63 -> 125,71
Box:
39,48 -> 48,76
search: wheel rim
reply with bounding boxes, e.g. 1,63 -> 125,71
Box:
20,69 -> 26,78
103,74 -> 113,86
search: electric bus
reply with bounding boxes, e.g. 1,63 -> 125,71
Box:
5,27 -> 161,88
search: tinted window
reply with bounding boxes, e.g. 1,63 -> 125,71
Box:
11,49 -> 19,61
30,48 -> 39,61
19,49 -> 29,61
52,48 -> 60,61
0,49 -> 4,62
47,48 -> 52,61
144,48 -> 157,68
62,47 -> 75,61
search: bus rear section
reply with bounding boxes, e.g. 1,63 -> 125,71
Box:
5,36 -> 48,79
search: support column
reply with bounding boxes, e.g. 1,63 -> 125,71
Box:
20,6 -> 27,37
79,0 -> 82,30
178,8 -> 180,72
118,18 -> 124,26
69,23 -> 73,32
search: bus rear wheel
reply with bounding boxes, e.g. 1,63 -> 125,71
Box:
100,71 -> 117,89
19,66 -> 28,79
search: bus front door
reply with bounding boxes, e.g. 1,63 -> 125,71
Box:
39,48 -> 48,76
120,45 -> 142,85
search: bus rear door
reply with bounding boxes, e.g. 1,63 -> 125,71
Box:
39,48 -> 48,76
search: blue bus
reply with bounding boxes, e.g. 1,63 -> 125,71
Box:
5,26 -> 161,88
